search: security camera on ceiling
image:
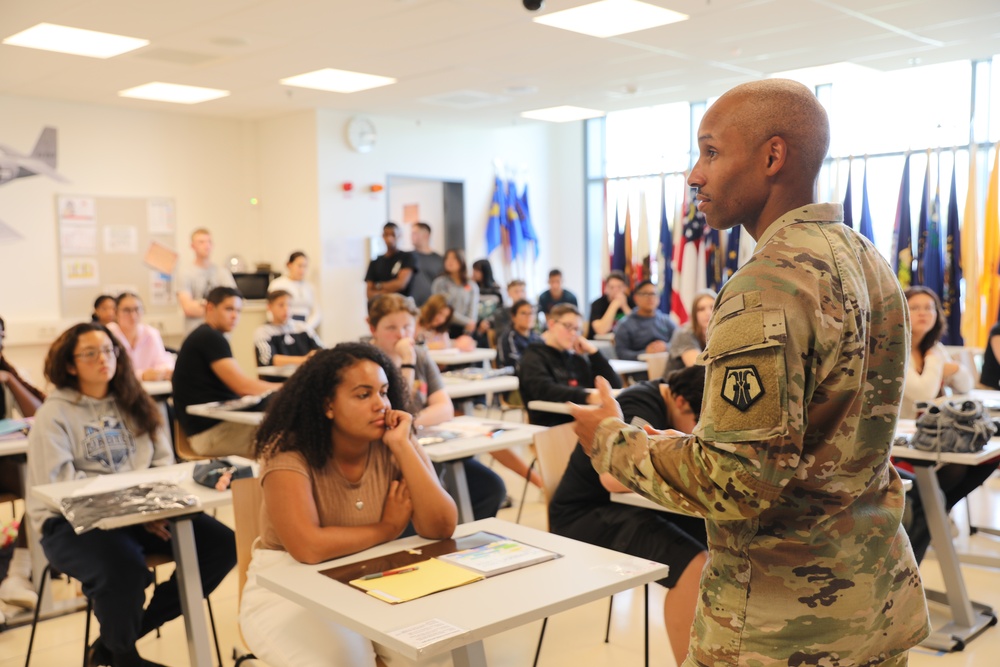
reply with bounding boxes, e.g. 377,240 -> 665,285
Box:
523,0 -> 544,11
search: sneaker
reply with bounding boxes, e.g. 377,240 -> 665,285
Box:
0,574 -> 38,609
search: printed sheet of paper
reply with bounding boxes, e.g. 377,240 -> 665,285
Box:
387,618 -> 465,649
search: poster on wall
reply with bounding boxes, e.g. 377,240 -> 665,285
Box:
62,257 -> 99,287
147,198 -> 175,235
149,271 -> 173,306
143,240 -> 178,275
58,196 -> 97,255
104,225 -> 138,253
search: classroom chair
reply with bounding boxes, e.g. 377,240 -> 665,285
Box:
231,476 -> 261,666
24,556 -> 222,667
174,419 -> 212,462
529,424 -> 650,667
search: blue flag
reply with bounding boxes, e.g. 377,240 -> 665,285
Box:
842,165 -> 853,230
611,204 -> 625,272
922,180 -> 945,299
943,164 -> 963,345
859,163 -> 875,243
505,179 -> 524,261
486,177 -> 504,256
516,184 -> 540,259
659,187 -> 673,315
705,227 -> 723,291
893,155 -> 913,287
915,161 -> 930,287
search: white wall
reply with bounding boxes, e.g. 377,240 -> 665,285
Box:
0,94 -> 587,377
0,94 -> 264,379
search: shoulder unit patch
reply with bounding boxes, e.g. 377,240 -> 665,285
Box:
721,365 -> 764,411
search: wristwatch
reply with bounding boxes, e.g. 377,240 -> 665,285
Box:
374,282 -> 383,291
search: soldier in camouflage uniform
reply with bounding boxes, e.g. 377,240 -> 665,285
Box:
572,79 -> 929,666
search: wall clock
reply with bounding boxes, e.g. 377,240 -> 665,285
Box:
346,116 -> 377,153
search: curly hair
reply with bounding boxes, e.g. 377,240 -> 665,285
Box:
254,343 -> 407,470
44,322 -> 162,437
905,286 -> 946,356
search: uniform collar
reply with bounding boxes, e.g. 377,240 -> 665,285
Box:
753,203 -> 843,252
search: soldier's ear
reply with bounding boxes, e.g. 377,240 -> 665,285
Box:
763,135 -> 787,175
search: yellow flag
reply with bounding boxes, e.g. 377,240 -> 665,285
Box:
962,144 -> 981,346
980,144 -> 1000,348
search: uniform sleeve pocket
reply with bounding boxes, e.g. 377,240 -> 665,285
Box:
696,309 -> 788,443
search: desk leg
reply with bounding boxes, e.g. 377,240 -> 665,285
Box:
912,465 -> 996,650
170,517 -> 213,667
443,461 -> 475,524
451,640 -> 487,667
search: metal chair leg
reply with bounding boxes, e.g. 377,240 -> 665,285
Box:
532,617 -> 548,667
644,584 -> 649,667
24,564 -> 50,667
82,598 -> 93,667
515,458 -> 538,524
206,596 -> 222,667
604,594 -> 614,642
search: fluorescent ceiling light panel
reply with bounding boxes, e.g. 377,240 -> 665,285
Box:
2,22 -> 148,58
533,0 -> 688,38
280,68 -> 396,93
521,105 -> 605,122
119,82 -> 229,104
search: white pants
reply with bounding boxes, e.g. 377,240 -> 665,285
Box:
240,548 -> 452,667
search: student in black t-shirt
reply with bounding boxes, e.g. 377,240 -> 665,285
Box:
172,287 -> 281,457
365,222 -> 416,302
518,304 -> 622,427
587,270 -> 634,339
549,365 -> 708,667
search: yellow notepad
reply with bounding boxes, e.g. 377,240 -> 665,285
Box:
349,557 -> 484,604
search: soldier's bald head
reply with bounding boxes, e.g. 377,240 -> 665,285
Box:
711,79 -> 830,183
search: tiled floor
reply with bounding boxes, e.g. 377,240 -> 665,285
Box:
3,457 -> 1000,666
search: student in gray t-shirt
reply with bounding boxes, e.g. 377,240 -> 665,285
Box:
176,228 -> 236,335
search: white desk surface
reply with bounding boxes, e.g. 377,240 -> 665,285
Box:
636,351 -> 669,362
256,518 -> 668,663
187,401 -> 266,426
256,364 -> 298,378
526,391 -> 623,416
891,420 -> 1000,465
30,461 -> 241,529
427,348 -> 496,366
441,375 -> 519,399
420,417 -> 546,463
0,433 -> 29,457
142,380 -> 173,396
609,359 -> 647,376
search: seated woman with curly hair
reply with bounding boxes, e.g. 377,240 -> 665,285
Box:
240,343 -> 457,667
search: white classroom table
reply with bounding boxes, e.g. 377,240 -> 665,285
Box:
427,348 -> 496,367
255,364 -> 297,379
256,518 -> 668,667
141,380 -> 173,397
187,403 -> 543,523
441,375 -> 519,400
891,426 -> 1000,652
31,461 -> 246,667
609,359 -> 647,377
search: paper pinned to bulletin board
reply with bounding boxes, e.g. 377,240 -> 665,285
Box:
56,195 -> 178,319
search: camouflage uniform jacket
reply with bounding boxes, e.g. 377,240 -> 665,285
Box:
592,204 -> 930,666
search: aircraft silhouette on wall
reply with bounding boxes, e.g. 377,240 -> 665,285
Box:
0,127 -> 68,186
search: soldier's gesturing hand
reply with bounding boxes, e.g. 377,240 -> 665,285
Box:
569,377 -> 623,455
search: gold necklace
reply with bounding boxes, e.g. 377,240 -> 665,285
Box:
334,443 -> 372,511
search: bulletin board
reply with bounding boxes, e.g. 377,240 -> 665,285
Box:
56,195 -> 178,320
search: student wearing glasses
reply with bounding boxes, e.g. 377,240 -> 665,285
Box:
518,304 -> 622,428
613,280 -> 676,362
26,322 -> 235,667
107,292 -> 175,381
